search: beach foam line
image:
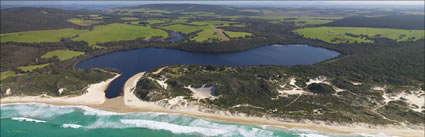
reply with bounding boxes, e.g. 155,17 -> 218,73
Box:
299,133 -> 330,137
1,103 -> 417,137
120,119 -> 228,136
354,133 -> 398,137
11,117 -> 46,123
62,124 -> 83,128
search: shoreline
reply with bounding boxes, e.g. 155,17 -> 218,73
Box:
1,74 -> 120,105
1,72 -> 423,137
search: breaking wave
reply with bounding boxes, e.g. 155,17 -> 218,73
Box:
1,103 -> 396,137
62,124 -> 83,128
11,117 -> 46,123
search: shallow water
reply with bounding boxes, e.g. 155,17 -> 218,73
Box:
1,103 -> 382,137
76,44 -> 340,98
165,32 -> 184,42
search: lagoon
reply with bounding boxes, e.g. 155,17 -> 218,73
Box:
76,44 -> 340,98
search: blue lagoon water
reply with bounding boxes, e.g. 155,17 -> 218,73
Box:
76,44 -> 340,98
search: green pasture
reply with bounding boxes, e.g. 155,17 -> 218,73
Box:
162,24 -> 204,34
130,20 -> 167,25
0,29 -> 88,43
191,27 -> 218,42
108,8 -> 172,15
18,63 -> 50,72
121,17 -> 139,20
77,14 -> 103,19
171,18 -> 188,23
41,50 -> 85,61
251,16 -> 341,26
146,19 -> 167,24
0,71 -> 16,80
73,23 -> 168,46
293,27 -> 425,44
189,21 -> 235,26
225,31 -> 252,38
67,18 -> 102,26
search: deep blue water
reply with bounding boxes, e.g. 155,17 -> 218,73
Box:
76,44 -> 340,98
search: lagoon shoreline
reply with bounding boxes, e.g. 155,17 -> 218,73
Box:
1,72 -> 423,137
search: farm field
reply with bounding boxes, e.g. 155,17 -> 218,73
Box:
163,22 -> 252,42
18,63 -> 50,72
41,50 -> 85,61
162,24 -> 204,34
286,17 -> 338,26
107,8 -> 172,15
121,17 -> 139,20
171,18 -> 188,23
191,27 -> 217,42
145,19 -> 167,24
0,28 -> 88,43
77,14 -> 104,20
67,18 -> 102,26
225,31 -> 253,38
73,23 -> 168,46
251,16 -> 341,26
293,27 -> 425,44
0,71 -> 16,80
189,20 -> 235,26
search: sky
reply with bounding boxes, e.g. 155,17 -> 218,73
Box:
1,1 -> 423,10
329,1 -> 424,6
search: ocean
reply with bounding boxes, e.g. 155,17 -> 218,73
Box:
0,103 -> 389,137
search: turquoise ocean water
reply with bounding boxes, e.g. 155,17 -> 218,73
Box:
1,103 -> 388,137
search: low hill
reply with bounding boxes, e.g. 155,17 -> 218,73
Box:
131,4 -> 256,16
0,7 -> 88,33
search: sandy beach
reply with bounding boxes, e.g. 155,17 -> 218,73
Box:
1,74 -> 120,105
1,72 -> 424,137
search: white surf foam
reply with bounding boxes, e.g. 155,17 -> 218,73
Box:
11,117 -> 46,123
62,124 -> 83,128
75,106 -> 120,116
120,119 -> 228,136
2,103 -> 74,118
299,133 -> 329,137
354,133 -> 398,137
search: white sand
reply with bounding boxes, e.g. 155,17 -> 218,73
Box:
156,78 -> 168,89
277,88 -> 307,96
306,76 -> 331,85
276,78 -> 310,97
123,72 -> 163,109
383,89 -> 425,112
5,88 -> 11,95
351,82 -> 362,85
152,67 -> 167,75
57,88 -> 65,95
1,74 -> 120,105
289,77 -> 298,87
185,85 -> 215,99
372,86 -> 386,91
